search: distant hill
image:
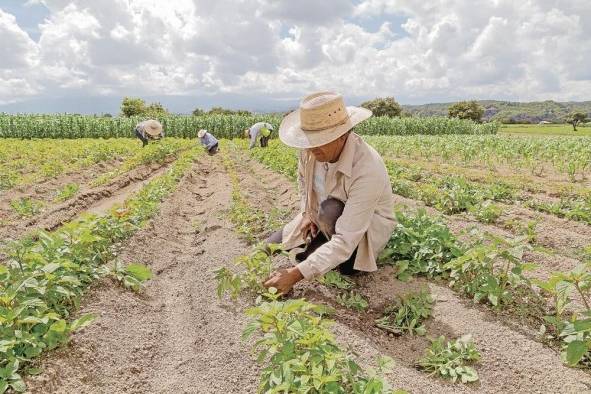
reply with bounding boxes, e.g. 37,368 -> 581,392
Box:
402,100 -> 591,123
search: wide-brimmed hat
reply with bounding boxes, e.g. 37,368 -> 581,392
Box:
279,92 -> 372,149
197,129 -> 207,138
144,119 -> 163,137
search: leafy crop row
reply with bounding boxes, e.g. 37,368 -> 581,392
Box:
0,147 -> 200,392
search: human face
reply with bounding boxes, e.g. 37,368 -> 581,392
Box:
308,133 -> 349,163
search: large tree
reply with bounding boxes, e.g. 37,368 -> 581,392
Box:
565,111 -> 588,131
360,97 -> 402,117
120,97 -> 146,117
448,101 -> 485,122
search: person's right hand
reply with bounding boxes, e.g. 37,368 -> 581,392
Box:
300,214 -> 318,242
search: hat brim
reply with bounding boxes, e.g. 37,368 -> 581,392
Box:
279,106 -> 372,149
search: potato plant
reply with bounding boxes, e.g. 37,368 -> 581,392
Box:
375,291 -> 433,336
0,147 -> 200,391
417,335 -> 480,383
244,292 -> 405,393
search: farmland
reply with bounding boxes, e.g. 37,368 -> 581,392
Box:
1,118 -> 591,393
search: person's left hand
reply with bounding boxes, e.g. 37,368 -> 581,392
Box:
263,267 -> 304,295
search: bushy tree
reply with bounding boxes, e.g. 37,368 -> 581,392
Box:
565,111 -> 589,131
121,97 -> 146,117
192,108 -> 205,116
360,97 -> 402,117
143,102 -> 168,117
448,101 -> 485,122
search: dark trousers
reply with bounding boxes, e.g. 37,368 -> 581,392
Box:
294,232 -> 359,275
266,198 -> 359,275
260,135 -> 269,147
208,143 -> 219,155
135,129 -> 148,147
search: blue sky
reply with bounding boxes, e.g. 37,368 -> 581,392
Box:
0,0 -> 589,114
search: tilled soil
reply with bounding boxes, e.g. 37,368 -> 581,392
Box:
25,151 -> 591,394
26,156 -> 260,393
0,159 -> 174,251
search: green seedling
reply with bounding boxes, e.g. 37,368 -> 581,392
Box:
470,201 -> 502,224
318,270 -> 354,290
336,291 -> 369,311
112,261 -> 153,292
55,183 -> 79,202
244,293 -> 401,393
10,197 -> 43,217
417,335 -> 480,383
215,243 -> 285,300
375,291 -> 433,336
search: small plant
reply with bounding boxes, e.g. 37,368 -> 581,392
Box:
375,291 -> 433,336
379,209 -> 464,281
215,244 -> 285,300
111,261 -> 153,292
417,335 -> 480,383
55,183 -> 80,202
470,201 -> 502,224
336,291 -> 369,311
244,292 -> 401,393
318,270 -> 354,290
10,197 -> 43,217
444,234 -> 537,308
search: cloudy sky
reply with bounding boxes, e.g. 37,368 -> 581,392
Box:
1,0 -> 590,114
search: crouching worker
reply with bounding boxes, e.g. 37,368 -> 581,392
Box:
197,129 -> 219,155
246,122 -> 274,149
135,119 -> 164,147
263,91 -> 396,295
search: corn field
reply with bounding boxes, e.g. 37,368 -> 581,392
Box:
0,114 -> 498,139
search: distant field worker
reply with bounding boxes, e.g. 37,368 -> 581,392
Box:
134,119 -> 164,147
197,129 -> 219,155
247,122 -> 274,149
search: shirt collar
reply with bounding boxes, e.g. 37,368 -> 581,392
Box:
334,132 -> 357,177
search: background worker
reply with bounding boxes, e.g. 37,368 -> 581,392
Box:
134,119 -> 164,147
198,129 -> 219,155
247,122 -> 274,149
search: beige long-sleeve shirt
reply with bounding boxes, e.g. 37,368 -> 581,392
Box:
281,133 -> 396,279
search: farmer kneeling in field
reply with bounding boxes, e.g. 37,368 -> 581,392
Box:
263,91 -> 395,294
135,119 -> 164,147
245,122 -> 274,149
198,129 -> 219,155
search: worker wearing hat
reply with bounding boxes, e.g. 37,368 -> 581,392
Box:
263,91 -> 395,294
246,122 -> 274,149
134,119 -> 164,147
198,129 -> 219,155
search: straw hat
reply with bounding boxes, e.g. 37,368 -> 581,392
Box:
279,92 -> 372,149
143,119 -> 163,137
197,129 -> 207,138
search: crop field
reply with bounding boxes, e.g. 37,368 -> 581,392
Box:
1,122 -> 591,393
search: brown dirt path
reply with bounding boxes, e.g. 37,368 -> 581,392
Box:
26,155 -> 260,393
0,159 -> 174,251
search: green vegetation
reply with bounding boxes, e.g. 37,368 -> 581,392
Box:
54,183 -> 80,202
417,335 -> 480,383
404,99 -> 591,124
9,197 -> 44,218
0,114 -> 498,139
244,293 -> 402,393
448,101 -> 484,122
336,291 -> 369,311
360,97 -> 402,118
0,147 -> 200,391
375,291 -> 433,336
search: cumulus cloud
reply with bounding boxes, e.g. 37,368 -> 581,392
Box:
0,0 -> 590,110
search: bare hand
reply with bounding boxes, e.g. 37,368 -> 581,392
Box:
263,267 -> 304,295
300,215 -> 318,242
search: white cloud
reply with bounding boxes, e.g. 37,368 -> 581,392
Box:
0,0 -> 590,110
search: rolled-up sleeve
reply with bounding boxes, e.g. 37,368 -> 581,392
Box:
296,165 -> 385,279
